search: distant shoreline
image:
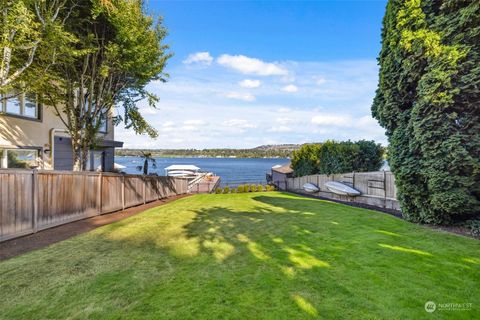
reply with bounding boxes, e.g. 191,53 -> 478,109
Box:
115,145 -> 300,159
116,154 -> 290,159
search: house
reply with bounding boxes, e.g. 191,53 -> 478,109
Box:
0,93 -> 123,171
269,163 -> 293,190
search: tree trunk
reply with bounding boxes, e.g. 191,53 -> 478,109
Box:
143,159 -> 148,175
71,136 -> 82,171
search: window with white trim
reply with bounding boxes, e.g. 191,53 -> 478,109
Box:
0,148 -> 40,169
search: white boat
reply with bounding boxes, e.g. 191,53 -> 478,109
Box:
164,165 -> 201,178
114,162 -> 126,170
166,170 -> 199,177
303,183 -> 320,193
325,181 -> 361,196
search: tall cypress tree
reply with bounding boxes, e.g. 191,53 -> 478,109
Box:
373,0 -> 480,223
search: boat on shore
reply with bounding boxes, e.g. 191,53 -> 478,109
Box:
303,183 -> 320,193
325,181 -> 361,196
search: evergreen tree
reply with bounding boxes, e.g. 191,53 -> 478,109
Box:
373,0 -> 480,223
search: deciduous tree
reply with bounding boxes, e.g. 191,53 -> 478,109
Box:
41,0 -> 171,170
0,0 -> 71,93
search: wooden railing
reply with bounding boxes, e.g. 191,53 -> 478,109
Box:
0,169 -> 188,242
284,171 -> 400,211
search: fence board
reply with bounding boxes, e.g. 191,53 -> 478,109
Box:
102,175 -> 123,213
385,172 -> 397,199
0,171 -> 34,240
144,176 -> 159,202
0,170 -> 187,242
124,175 -> 144,208
37,172 -> 98,228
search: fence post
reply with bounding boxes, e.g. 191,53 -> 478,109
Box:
98,172 -> 103,215
143,175 -> 146,204
32,170 -> 38,233
383,170 -> 387,208
122,175 -> 125,210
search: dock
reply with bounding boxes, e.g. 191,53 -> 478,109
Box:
188,175 -> 221,194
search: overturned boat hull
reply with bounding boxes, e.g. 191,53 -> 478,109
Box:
303,183 -> 320,193
325,181 -> 361,196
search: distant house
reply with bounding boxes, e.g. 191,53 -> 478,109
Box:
0,93 -> 123,171
269,163 -> 293,190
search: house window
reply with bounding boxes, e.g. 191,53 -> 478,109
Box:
85,150 -> 104,171
24,94 -> 38,118
84,102 -> 108,133
97,114 -> 107,133
0,148 -> 40,169
1,92 -> 40,119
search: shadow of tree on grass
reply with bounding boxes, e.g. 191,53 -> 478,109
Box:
1,193 -> 479,320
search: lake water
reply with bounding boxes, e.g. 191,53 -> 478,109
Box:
115,156 -> 289,186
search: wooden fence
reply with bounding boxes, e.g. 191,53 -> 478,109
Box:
0,170 -> 188,242
285,171 -> 400,211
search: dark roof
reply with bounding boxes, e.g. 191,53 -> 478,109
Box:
272,163 -> 293,174
98,140 -> 124,148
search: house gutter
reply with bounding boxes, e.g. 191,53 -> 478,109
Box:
49,128 -> 69,170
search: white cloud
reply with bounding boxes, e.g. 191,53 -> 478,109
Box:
217,54 -> 288,76
275,117 -> 295,125
139,107 -> 158,115
183,52 -> 213,65
183,119 -> 206,125
267,126 -> 292,133
180,125 -> 198,131
281,84 -> 298,93
224,92 -> 256,102
160,126 -> 175,133
277,107 -> 292,113
222,119 -> 256,128
162,121 -> 175,127
118,58 -> 387,148
239,79 -> 261,88
311,114 -> 352,126
311,113 -> 384,136
315,77 -> 327,85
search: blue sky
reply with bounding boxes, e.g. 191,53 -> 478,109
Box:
117,0 -> 388,148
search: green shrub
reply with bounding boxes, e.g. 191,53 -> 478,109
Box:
266,185 -> 276,192
257,184 -> 264,192
215,188 -> 222,194
291,140 -> 383,177
223,186 -> 230,194
237,185 -> 245,193
250,184 -> 256,192
230,188 -> 236,194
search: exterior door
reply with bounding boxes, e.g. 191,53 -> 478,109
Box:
53,136 -> 73,170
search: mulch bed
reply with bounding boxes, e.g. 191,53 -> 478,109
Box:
0,194 -> 190,261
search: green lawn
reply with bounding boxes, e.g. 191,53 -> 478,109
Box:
0,192 -> 479,319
